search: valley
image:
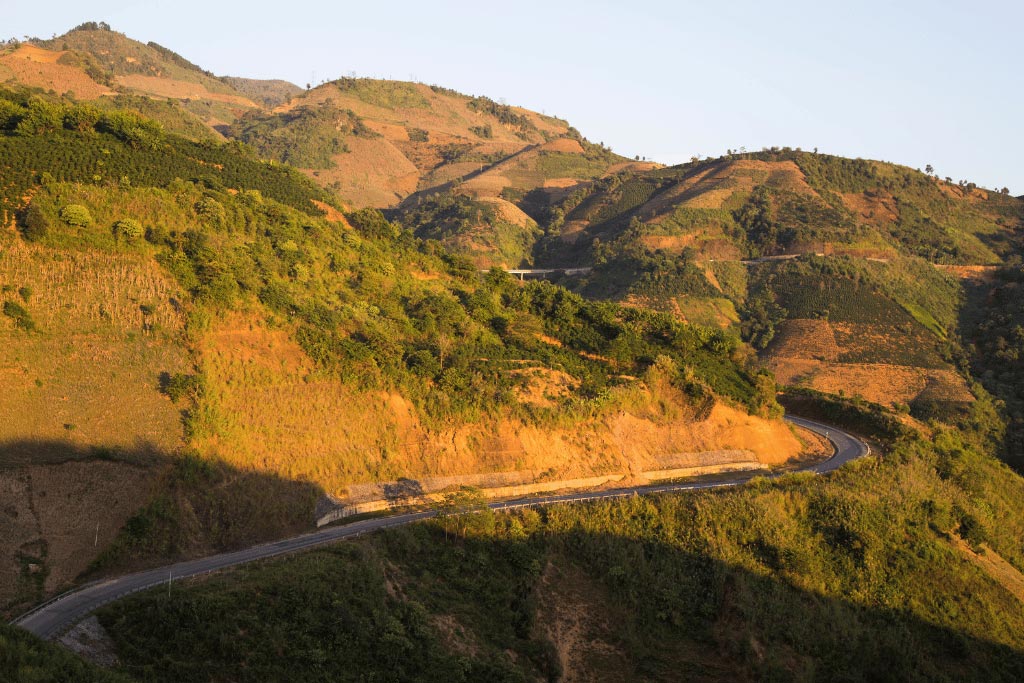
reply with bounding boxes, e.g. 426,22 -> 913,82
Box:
1,18 -> 1023,683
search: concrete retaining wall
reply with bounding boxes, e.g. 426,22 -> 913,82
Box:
316,449 -> 763,527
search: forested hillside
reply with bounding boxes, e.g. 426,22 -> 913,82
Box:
0,87 -> 793,620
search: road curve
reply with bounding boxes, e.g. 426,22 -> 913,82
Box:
13,415 -> 867,640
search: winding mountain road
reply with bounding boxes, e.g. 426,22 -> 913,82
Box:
13,415 -> 868,640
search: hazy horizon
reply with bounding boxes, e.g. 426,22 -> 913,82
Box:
6,0 -> 1022,193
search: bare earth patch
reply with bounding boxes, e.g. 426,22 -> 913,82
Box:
534,559 -> 630,682
841,190 -> 899,226
58,615 -> 120,668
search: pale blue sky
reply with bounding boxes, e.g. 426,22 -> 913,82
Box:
6,1 -> 1022,193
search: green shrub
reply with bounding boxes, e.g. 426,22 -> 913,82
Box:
159,372 -> 205,403
2,300 -> 36,331
112,218 -> 144,241
59,203 -> 94,227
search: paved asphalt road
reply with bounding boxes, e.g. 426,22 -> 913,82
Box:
13,415 -> 868,640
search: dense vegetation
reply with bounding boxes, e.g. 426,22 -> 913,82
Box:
583,218 -> 719,302
396,192 -> 541,268
97,95 -> 220,143
227,102 -> 376,168
0,623 -> 129,683
964,266 -> 1024,470
0,88 -> 333,218
465,94 -> 536,136
335,77 -> 431,109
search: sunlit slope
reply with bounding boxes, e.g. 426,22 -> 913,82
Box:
230,78 -> 651,209
527,150 -> 1021,419
0,91 -> 807,610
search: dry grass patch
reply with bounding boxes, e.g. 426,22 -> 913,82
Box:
458,173 -> 511,198
0,459 -> 157,614
474,196 -> 535,228
311,137 -> 420,207
0,245 -> 188,452
603,160 -> 662,175
115,74 -> 258,108
0,243 -> 189,611
539,138 -> 584,154
639,233 -> 697,252
768,358 -> 973,406
309,200 -> 352,227
0,45 -> 114,99
935,264 -> 998,281
768,319 -> 841,361
954,537 -> 1024,606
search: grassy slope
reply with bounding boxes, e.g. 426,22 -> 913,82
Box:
35,27 -> 251,100
8,26 -> 641,264
27,26 -> 261,131
543,151 -> 1021,269
1,56 -> 1022,679
227,77 -> 638,218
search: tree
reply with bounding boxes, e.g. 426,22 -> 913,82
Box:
14,99 -> 63,136
59,204 -> 94,227
436,333 -> 454,372
2,301 -> 36,332
18,204 -> 49,242
0,99 -> 23,131
433,486 -> 491,539
113,218 -> 144,241
925,164 -> 934,175
63,104 -> 101,133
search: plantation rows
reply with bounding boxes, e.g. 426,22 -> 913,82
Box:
0,90 -> 332,214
